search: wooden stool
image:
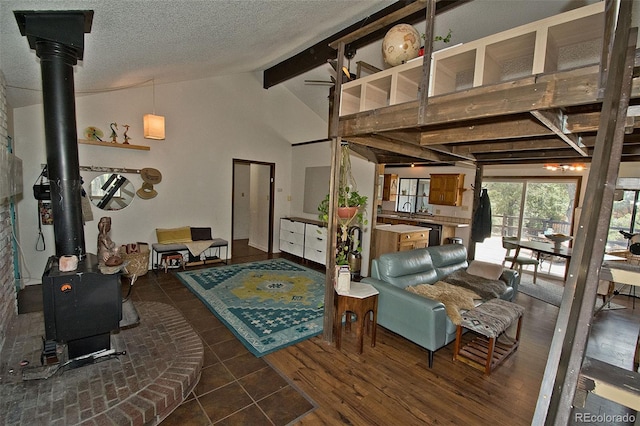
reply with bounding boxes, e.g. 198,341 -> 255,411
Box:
161,252 -> 184,273
454,298 -> 524,375
333,283 -> 379,354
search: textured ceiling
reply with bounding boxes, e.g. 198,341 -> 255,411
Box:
1,0 -> 622,118
0,0 -> 394,108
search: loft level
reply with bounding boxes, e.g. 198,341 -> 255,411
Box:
339,1 -> 605,116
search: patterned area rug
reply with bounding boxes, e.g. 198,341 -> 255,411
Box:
177,259 -> 326,356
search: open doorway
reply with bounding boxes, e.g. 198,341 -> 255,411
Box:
232,159 -> 275,258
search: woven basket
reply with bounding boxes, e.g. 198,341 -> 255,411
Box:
120,245 -> 150,278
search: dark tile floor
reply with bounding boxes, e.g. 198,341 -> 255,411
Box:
15,241 -> 318,425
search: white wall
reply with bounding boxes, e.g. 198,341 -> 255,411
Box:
289,140 -> 376,276
13,72 -> 328,284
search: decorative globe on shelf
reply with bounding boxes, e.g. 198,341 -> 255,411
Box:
382,23 -> 421,67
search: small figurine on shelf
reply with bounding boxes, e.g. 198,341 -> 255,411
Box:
109,122 -> 118,143
123,124 -> 131,144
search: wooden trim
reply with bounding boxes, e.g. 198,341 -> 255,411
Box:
78,139 -> 150,151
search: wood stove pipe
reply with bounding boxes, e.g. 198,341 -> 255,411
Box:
15,11 -> 94,258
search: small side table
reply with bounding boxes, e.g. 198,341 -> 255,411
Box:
334,282 -> 379,354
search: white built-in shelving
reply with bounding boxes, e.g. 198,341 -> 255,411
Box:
339,2 -> 605,116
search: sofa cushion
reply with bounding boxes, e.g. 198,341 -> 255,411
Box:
191,227 -> 212,241
467,260 -> 503,280
428,244 -> 469,280
376,249 -> 438,288
156,226 -> 192,244
442,269 -> 508,300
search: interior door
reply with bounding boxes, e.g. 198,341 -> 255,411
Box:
232,159 -> 275,254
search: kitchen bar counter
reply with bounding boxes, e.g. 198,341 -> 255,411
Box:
376,213 -> 469,246
376,213 -> 470,228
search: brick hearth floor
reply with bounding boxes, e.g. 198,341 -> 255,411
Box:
1,251 -> 316,425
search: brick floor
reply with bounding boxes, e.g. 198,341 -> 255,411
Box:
0,301 -> 203,425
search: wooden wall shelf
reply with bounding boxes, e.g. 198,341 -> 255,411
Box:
78,139 -> 150,151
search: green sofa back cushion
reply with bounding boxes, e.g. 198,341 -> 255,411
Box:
375,248 -> 438,288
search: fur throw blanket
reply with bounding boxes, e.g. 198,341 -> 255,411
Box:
406,281 -> 480,325
442,269 -> 507,300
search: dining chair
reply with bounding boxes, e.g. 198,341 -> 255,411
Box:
502,236 -> 539,283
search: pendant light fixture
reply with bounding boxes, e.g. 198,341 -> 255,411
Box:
144,79 -> 165,140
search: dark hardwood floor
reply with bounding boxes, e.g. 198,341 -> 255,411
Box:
16,241 -> 639,425
265,274 -> 640,425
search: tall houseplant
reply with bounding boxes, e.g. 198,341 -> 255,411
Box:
318,144 -> 368,265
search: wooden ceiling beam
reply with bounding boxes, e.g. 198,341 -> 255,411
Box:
419,116 -> 551,144
417,111 -> 640,145
453,138 -> 568,155
264,0 -> 469,88
530,109 -> 588,156
375,129 -> 477,161
474,147 -> 592,162
348,144 -> 379,163
345,135 -> 448,162
340,67 -> 640,137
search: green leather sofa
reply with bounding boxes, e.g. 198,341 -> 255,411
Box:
362,244 -> 519,367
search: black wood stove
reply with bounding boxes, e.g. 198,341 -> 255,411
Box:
16,11 -> 122,359
42,254 -> 121,358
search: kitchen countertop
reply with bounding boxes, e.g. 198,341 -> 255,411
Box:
377,213 -> 470,228
375,224 -> 428,233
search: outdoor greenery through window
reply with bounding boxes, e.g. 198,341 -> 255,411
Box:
488,179 -> 578,240
608,189 -> 640,252
475,177 -> 580,279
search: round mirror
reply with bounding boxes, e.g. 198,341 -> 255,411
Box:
89,173 -> 135,211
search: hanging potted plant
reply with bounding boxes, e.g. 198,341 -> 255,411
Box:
318,144 -> 368,265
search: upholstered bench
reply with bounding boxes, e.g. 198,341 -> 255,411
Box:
454,298 -> 524,374
152,226 -> 228,273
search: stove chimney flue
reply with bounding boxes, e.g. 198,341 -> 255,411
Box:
15,10 -> 94,258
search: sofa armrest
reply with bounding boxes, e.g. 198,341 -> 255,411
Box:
361,277 -> 451,352
501,268 -> 520,295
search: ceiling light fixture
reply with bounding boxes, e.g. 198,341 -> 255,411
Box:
543,163 -> 587,172
144,79 -> 165,140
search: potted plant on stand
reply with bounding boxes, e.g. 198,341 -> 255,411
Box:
318,144 -> 368,284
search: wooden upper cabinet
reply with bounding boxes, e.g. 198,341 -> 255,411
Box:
382,174 -> 398,201
429,174 -> 465,206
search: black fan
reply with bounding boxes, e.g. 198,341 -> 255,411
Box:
619,230 -> 640,255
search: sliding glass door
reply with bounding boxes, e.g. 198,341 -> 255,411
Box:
476,176 -> 581,279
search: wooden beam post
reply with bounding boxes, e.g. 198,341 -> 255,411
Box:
532,0 -> 634,423
418,0 -> 435,124
467,163 -> 484,260
322,40 -> 346,344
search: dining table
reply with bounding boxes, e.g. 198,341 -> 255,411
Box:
511,239 -> 629,282
511,239 -> 573,280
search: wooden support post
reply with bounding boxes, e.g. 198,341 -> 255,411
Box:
323,41 -> 346,343
418,0 -> 435,124
467,163 -> 484,260
532,0 -> 634,423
